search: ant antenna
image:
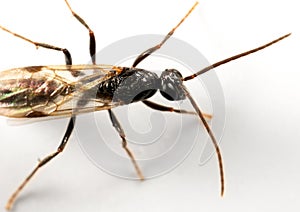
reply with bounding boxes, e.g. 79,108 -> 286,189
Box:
182,85 -> 225,196
183,33 -> 291,81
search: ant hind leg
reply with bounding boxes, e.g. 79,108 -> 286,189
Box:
5,116 -> 76,210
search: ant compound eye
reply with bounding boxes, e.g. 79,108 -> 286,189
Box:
160,69 -> 186,101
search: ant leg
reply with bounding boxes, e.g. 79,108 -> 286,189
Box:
130,2 -> 199,113
1,20 -> 77,210
0,25 -> 72,65
108,110 -> 144,180
5,116 -> 76,210
63,0 -> 144,179
132,2 -> 198,68
142,100 -> 212,119
64,0 -> 96,64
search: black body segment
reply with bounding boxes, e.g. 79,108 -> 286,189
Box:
159,69 -> 186,101
97,67 -> 160,104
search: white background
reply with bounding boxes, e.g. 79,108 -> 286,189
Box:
0,0 -> 299,211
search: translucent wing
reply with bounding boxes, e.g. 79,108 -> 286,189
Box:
0,64 -> 124,118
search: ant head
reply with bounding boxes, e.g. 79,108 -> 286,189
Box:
160,69 -> 186,101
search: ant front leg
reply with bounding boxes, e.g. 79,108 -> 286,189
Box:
131,3 -> 200,113
142,100 -> 212,119
132,2 -> 198,68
